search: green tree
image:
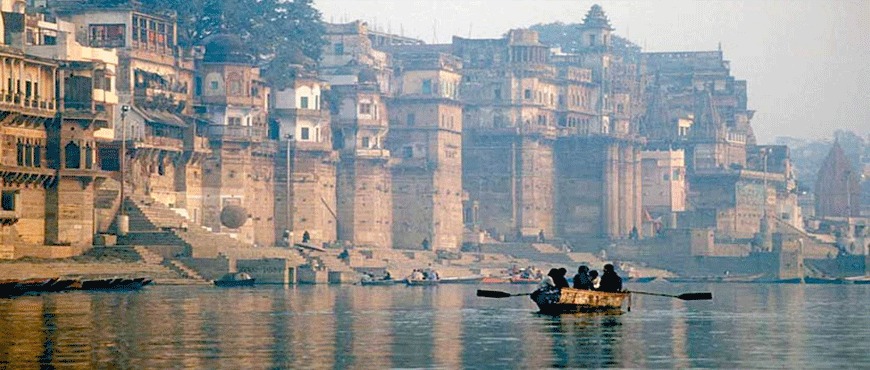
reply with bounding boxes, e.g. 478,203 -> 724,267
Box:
137,0 -> 326,87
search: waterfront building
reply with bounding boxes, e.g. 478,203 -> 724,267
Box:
271,68 -> 338,246
641,149 -> 686,230
452,6 -> 644,242
815,142 -> 862,218
195,34 -> 274,246
386,49 -> 464,251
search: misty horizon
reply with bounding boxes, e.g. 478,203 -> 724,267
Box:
315,0 -> 870,143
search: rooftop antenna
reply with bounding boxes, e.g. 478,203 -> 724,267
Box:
433,19 -> 438,44
718,41 -> 722,52
400,24 -> 404,37
468,23 -> 473,38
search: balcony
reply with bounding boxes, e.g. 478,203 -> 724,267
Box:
0,210 -> 18,226
354,148 -> 391,159
207,125 -> 267,142
131,136 -> 184,153
63,101 -> 111,124
0,92 -> 56,118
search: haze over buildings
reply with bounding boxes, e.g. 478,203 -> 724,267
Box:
315,0 -> 870,143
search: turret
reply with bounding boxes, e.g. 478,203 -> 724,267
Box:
580,4 -> 613,51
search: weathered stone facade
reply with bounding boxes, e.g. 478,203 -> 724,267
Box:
387,50 -> 464,250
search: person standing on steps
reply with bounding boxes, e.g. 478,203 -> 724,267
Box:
302,230 -> 311,244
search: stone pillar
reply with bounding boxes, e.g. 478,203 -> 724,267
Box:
603,143 -> 619,238
633,146 -> 643,238
618,144 -> 629,237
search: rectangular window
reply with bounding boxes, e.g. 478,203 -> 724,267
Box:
300,96 -> 309,109
361,136 -> 370,148
89,24 -> 126,48
210,81 -> 219,90
24,81 -> 31,98
228,117 -> 241,125
422,79 -> 432,95
359,103 -> 372,115
494,89 -> 501,99
301,127 -> 310,140
406,113 -> 415,126
524,89 -> 531,99
1,191 -> 15,211
402,146 -> 413,158
334,43 -> 344,55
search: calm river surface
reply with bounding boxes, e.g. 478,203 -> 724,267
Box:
0,282 -> 868,369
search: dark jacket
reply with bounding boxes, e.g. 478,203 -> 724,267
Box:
598,271 -> 623,292
572,273 -> 593,290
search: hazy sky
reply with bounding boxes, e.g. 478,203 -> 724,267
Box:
314,0 -> 870,143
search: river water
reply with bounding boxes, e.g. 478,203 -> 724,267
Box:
0,282 -> 868,369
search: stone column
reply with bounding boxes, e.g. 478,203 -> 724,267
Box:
603,143 -> 619,238
617,144 -> 629,237
633,146 -> 644,238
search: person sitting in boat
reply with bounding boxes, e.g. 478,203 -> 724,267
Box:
589,270 -> 601,290
598,264 -> 623,292
572,265 -> 593,290
539,269 -> 558,290
361,273 -> 374,283
383,270 -> 393,280
410,269 -> 424,281
554,268 -> 570,288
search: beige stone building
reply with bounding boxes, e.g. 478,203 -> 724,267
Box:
271,72 -> 338,246
195,35 -> 274,246
387,49 -> 463,251
641,149 -> 686,229
331,82 -> 392,248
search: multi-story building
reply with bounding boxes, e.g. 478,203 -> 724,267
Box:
195,34 -> 273,246
53,0 -> 197,210
453,8 -> 644,242
641,149 -> 686,229
331,81 -> 392,248
26,10 -> 119,245
387,48 -> 463,251
271,69 -> 338,246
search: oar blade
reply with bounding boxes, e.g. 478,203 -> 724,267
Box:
476,289 -> 513,298
677,292 -> 713,301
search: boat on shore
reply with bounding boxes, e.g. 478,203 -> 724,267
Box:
440,275 -> 485,284
530,287 -> 628,314
214,272 -> 255,287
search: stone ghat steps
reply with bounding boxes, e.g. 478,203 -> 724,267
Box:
0,261 -> 186,282
133,246 -> 165,265
125,195 -> 189,231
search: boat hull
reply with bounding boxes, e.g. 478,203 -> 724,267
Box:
214,279 -> 256,287
405,279 -> 440,286
531,288 -> 628,314
440,276 -> 485,284
360,279 -> 397,286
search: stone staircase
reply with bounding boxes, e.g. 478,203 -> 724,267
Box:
166,259 -> 207,281
133,246 -> 165,264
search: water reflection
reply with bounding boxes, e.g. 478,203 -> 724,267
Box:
0,284 -> 868,368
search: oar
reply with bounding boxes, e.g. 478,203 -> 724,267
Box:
477,289 -> 532,298
629,290 -> 712,301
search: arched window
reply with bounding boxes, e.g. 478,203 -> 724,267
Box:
65,141 -> 80,169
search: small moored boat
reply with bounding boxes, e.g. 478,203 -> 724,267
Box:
214,272 -> 256,287
440,275 -> 485,284
509,277 -> 540,285
360,279 -> 397,286
405,279 -> 440,286
530,287 -> 628,314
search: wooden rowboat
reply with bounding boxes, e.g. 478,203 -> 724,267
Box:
530,287 -> 628,314
509,277 -> 539,285
440,275 -> 485,284
360,279 -> 397,286
405,279 -> 440,286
